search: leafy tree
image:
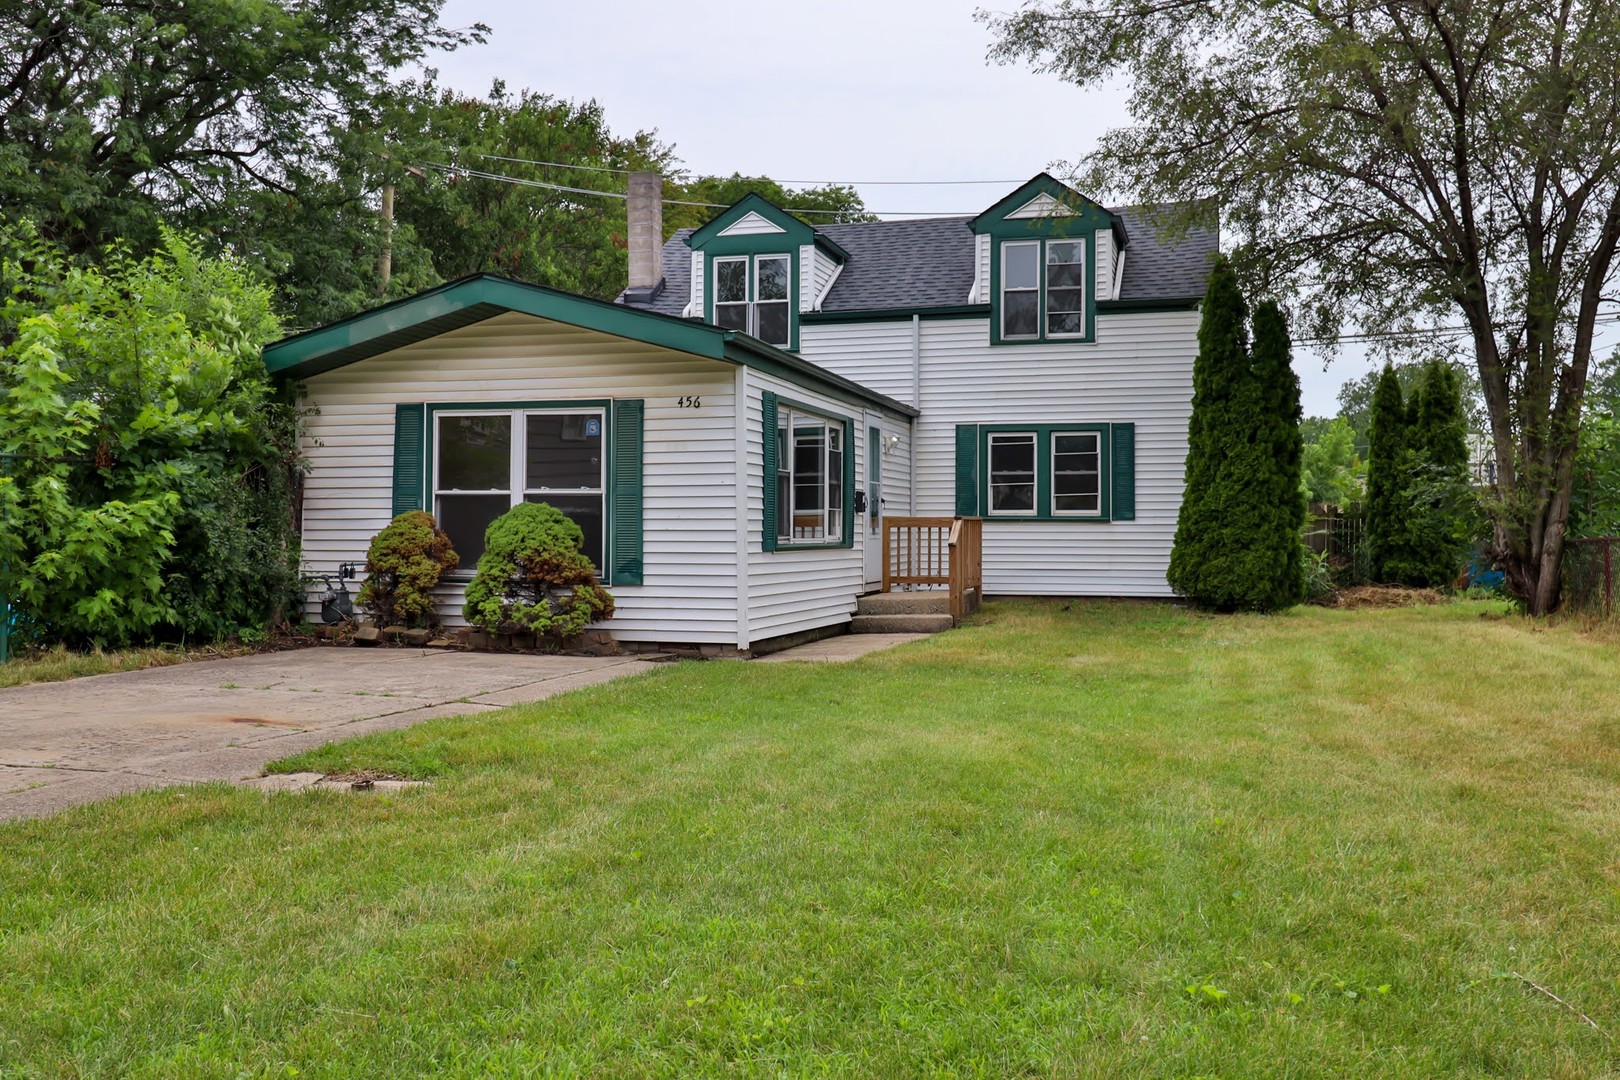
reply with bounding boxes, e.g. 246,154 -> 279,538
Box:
1302,418 -> 1363,508
0,226 -> 298,646
0,0 -> 484,254
1571,350 -> 1620,538
983,0 -> 1620,613
1388,363 -> 1477,587
1169,259 -> 1301,611
665,173 -> 877,232
1364,367 -> 1409,582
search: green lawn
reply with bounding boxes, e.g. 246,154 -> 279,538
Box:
4,600 -> 1618,1077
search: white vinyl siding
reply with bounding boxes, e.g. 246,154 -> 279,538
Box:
298,311 -> 740,643
743,371 -> 908,643
797,310 -> 1199,597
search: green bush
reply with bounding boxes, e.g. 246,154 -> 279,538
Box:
0,225 -> 301,647
462,503 -> 614,645
357,511 -> 459,628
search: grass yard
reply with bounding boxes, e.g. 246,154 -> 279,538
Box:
4,600 -> 1619,1076
0,644 -> 244,689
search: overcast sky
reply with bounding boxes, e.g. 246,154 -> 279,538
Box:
425,0 -> 1374,415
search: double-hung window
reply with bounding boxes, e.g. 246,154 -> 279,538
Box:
1051,431 -> 1101,514
999,238 -> 1088,341
434,407 -> 606,569
987,432 -> 1037,514
712,254 -> 791,347
774,406 -> 844,543
974,424 -> 1111,520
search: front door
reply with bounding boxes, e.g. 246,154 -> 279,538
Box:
863,421 -> 884,592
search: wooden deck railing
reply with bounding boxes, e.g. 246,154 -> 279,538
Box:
881,516 -> 983,624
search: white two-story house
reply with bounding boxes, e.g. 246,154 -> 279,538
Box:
267,172 -> 1216,654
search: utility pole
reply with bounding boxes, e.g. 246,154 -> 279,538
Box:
377,182 -> 395,293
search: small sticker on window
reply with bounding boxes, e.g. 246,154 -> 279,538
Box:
585,418 -> 601,437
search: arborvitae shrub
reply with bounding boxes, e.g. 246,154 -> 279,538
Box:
357,511 -> 459,628
1364,365 -> 1409,581
462,502 -> 614,645
1168,260 -> 1305,611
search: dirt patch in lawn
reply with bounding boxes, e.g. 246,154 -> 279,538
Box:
1331,585 -> 1448,609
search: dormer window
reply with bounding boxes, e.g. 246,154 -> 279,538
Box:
714,254 -> 791,346
972,173 -> 1124,346
999,239 -> 1087,341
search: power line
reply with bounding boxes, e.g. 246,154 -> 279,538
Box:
415,161 -> 978,216
467,151 -> 1024,188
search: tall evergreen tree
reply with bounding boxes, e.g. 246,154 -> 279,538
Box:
1170,259 -> 1304,611
1252,300 -> 1306,607
1392,362 -> 1475,587
1365,366 -> 1409,581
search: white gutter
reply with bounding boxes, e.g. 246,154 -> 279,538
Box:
734,365 -> 751,651
910,313 -> 920,514
1112,249 -> 1127,301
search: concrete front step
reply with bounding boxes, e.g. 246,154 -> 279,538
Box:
857,591 -> 950,616
851,613 -> 954,635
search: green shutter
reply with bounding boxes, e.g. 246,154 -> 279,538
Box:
611,399 -> 644,584
391,403 -> 426,518
842,417 -> 856,547
761,391 -> 779,552
954,424 -> 980,517
1111,422 -> 1136,521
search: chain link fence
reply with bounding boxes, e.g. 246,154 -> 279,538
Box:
1563,538 -> 1617,618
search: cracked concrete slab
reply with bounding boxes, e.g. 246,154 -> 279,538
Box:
0,648 -> 654,822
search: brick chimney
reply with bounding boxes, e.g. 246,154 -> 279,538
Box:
624,171 -> 664,303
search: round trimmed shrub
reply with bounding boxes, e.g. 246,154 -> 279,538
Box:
357,511 -> 459,628
462,502 -> 614,645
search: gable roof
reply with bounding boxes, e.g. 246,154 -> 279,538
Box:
623,204 -> 1218,318
966,172 -> 1125,244
262,274 -> 917,417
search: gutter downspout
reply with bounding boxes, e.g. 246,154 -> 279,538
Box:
910,313 -> 920,514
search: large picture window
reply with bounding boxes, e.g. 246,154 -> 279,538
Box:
711,253 -> 792,347
998,238 -> 1088,343
774,405 -> 845,544
434,408 -> 605,569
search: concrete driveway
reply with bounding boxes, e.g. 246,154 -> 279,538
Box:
0,648 -> 659,822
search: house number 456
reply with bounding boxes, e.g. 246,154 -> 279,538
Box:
677,395 -> 702,408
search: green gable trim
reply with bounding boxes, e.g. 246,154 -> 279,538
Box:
261,273 -> 915,419
720,340 -> 916,419
968,172 -> 1124,241
801,304 -> 990,325
687,193 -> 816,249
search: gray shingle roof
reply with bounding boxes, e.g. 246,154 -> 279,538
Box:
620,204 -> 1217,317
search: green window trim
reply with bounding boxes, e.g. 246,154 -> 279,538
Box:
761,390 -> 855,552
396,398 -> 644,587
954,422 -> 1136,522
705,248 -> 799,350
988,234 -> 1098,346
